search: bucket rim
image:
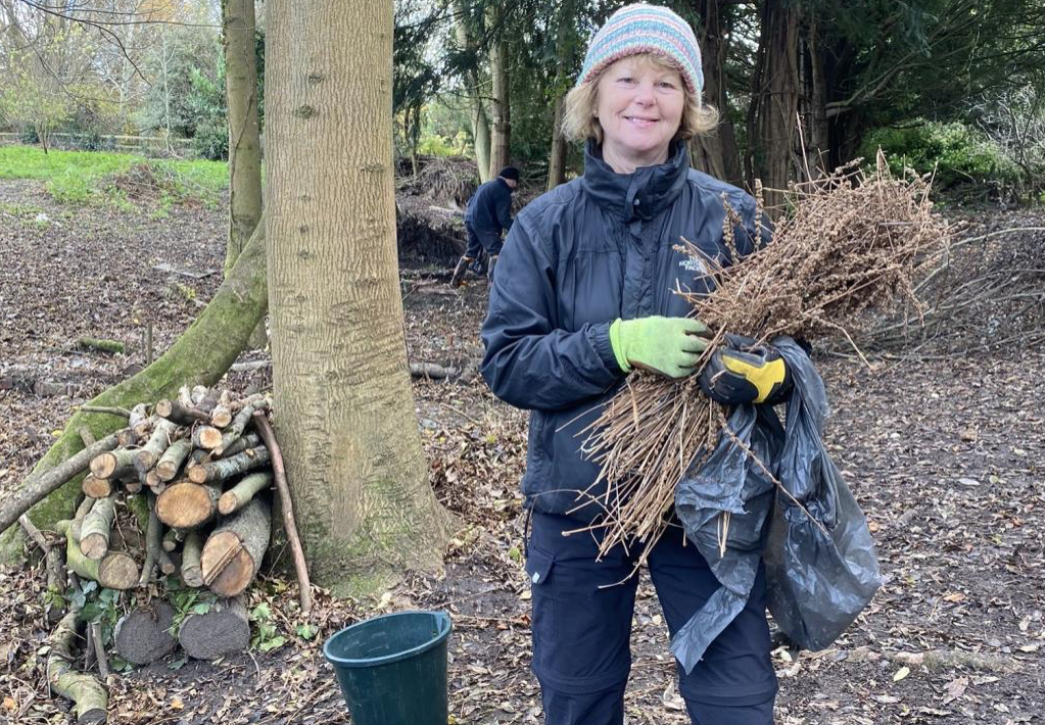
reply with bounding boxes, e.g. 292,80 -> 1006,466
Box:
323,610 -> 452,669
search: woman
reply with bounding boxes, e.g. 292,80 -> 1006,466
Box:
480,4 -> 783,724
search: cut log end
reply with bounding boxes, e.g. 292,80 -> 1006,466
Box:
81,475 -> 112,499
89,453 -> 117,480
194,426 -> 223,450
114,601 -> 177,665
98,552 -> 139,591
218,492 -> 237,516
178,597 -> 250,660
79,534 -> 108,561
155,482 -> 219,529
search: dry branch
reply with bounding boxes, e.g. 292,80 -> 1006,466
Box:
253,412 -> 312,614
0,433 -> 119,536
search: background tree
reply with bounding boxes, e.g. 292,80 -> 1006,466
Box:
267,0 -> 451,592
223,0 -> 262,276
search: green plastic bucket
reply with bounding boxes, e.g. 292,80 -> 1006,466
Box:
323,610 -> 452,725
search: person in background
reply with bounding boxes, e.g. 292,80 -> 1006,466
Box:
450,165 -> 520,286
479,4 -> 787,724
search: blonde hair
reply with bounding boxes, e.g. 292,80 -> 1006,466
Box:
562,53 -> 718,144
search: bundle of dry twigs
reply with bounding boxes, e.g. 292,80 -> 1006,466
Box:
576,153 -> 954,561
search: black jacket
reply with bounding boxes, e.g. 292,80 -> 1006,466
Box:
465,177 -> 514,243
480,141 -> 766,521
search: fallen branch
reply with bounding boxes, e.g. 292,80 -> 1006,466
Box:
253,412 -> 312,614
47,610 -> 108,724
0,433 -> 120,536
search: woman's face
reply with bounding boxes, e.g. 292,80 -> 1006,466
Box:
595,56 -> 686,171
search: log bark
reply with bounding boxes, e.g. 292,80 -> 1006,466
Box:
45,546 -> 68,625
79,496 -> 116,560
78,337 -> 124,355
202,497 -> 270,597
114,601 -> 177,665
154,480 -> 223,529
70,497 -> 95,544
139,499 -> 163,587
134,419 -> 179,476
155,438 -> 193,482
213,432 -> 260,460
188,446 -> 269,484
90,448 -> 137,481
178,596 -> 250,660
218,471 -> 272,515
155,399 -> 209,425
1,218 -> 268,566
0,433 -> 118,537
181,530 -> 204,587
47,610 -> 108,724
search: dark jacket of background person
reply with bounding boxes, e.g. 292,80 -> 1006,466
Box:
465,176 -> 515,245
480,141 -> 763,523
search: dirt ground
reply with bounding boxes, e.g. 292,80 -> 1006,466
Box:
1,177 -> 1043,725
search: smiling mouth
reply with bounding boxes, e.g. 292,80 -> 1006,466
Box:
625,116 -> 659,126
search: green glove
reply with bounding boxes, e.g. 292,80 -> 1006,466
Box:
609,316 -> 709,378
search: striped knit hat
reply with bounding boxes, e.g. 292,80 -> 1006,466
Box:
577,3 -> 704,96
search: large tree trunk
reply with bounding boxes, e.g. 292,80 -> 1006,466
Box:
223,0 -> 262,277
486,4 -> 510,179
690,0 -> 743,186
803,20 -> 830,177
223,0 -> 266,349
546,0 -> 575,191
0,222 -> 268,565
547,95 -> 567,191
452,0 -> 492,183
267,0 -> 451,594
747,0 -> 801,214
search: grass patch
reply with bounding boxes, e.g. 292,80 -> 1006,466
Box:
0,145 -> 228,209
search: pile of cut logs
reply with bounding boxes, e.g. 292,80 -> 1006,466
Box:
61,388 -> 277,666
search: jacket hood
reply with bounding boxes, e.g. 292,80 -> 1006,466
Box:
580,139 -> 691,223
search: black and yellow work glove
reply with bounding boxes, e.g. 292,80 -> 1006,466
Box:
699,334 -> 791,405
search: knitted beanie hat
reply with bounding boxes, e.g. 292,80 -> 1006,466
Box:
577,3 -> 704,96
498,166 -> 520,182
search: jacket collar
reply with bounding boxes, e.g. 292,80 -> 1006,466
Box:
580,140 -> 691,223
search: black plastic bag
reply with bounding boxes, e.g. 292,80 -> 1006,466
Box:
670,338 -> 880,672
762,339 -> 882,651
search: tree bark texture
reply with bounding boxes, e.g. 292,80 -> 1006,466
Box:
0,221 -> 268,565
486,3 -> 511,179
267,0 -> 451,592
690,0 -> 743,186
452,0 -> 491,182
749,0 -> 801,213
223,0 -> 263,278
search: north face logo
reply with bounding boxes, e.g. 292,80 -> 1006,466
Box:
679,257 -> 707,274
